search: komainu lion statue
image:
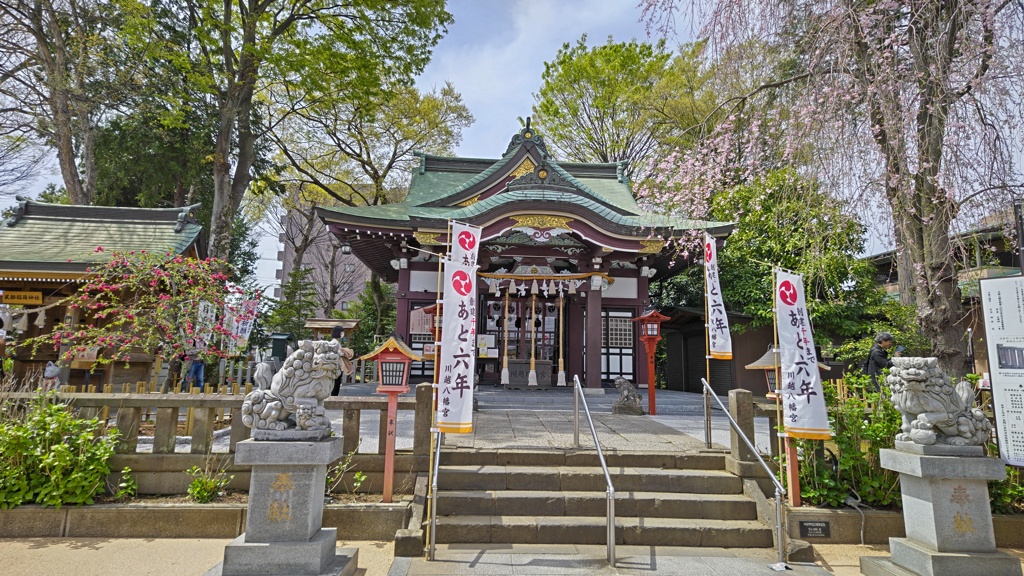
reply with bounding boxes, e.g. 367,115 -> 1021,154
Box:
887,357 -> 991,446
241,339 -> 354,432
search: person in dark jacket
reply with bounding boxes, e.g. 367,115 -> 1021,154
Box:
330,325 -> 344,396
867,331 -> 900,391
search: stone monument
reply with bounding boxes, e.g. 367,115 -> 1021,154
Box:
207,339 -> 359,576
860,357 -> 1020,576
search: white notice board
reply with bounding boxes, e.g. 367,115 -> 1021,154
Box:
980,275 -> 1024,467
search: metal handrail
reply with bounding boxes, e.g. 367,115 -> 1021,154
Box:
573,375 -> 616,566
701,378 -> 789,569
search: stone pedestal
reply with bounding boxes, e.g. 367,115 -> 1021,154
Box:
860,445 -> 1021,576
206,437 -> 358,576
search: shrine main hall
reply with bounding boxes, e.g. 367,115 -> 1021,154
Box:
319,123 -> 729,388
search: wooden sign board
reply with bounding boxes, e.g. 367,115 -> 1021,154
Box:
1,291 -> 42,305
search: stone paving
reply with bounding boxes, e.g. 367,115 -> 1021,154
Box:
388,544 -> 831,575
337,382 -> 774,454
140,382 -> 774,455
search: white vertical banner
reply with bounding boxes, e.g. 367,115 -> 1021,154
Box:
450,221 -> 481,268
196,301 -> 216,343
980,275 -> 1024,467
775,270 -> 831,440
437,221 -> 482,434
704,233 -> 732,360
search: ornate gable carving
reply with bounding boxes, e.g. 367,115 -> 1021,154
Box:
507,163 -> 574,190
503,118 -> 550,157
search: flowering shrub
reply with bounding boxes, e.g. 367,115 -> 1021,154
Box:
24,251 -> 259,365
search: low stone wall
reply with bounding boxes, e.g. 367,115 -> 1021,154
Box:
786,507 -> 1024,548
0,502 -> 409,541
110,453 -> 428,495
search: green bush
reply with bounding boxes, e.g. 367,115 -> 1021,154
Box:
0,393 -> 117,509
185,464 -> 233,503
790,374 -> 1021,515
988,454 -> 1024,514
786,373 -> 902,509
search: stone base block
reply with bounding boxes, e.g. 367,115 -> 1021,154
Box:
860,556 -> 919,576
252,429 -> 334,442
893,442 -> 984,457
393,528 -> 424,557
880,450 -> 1007,480
235,438 -> 343,466
207,550 -> 357,576
212,529 -> 358,576
877,537 -> 1024,576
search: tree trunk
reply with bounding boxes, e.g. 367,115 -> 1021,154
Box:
49,89 -> 87,204
208,91 -> 236,259
160,356 -> 182,393
369,272 -> 385,339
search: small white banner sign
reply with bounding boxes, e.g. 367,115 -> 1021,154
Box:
705,233 -> 732,360
775,270 -> 831,440
436,221 -> 482,434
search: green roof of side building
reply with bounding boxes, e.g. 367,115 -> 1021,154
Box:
0,198 -> 206,275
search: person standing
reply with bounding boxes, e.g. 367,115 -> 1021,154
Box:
184,337 -> 207,392
330,325 -> 344,396
866,331 -> 900,391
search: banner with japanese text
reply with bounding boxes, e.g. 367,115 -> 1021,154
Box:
775,270 -> 831,439
704,232 -> 732,359
437,261 -> 478,433
437,221 -> 482,433
222,299 -> 258,356
450,221 -> 481,269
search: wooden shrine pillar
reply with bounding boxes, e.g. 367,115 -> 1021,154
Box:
395,268 -> 411,339
585,279 -> 602,388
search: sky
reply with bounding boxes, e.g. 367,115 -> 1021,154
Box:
2,1 -> 669,292
415,0 -> 659,158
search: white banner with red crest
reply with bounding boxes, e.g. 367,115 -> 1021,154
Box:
775,270 -> 831,440
704,232 -> 732,360
450,221 -> 481,268
437,221 -> 482,433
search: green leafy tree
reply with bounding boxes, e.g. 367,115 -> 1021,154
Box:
271,81 -> 472,340
118,0 -> 453,259
655,169 -> 883,344
92,104 -> 217,210
341,281 -> 396,357
266,267 -> 318,341
0,0 -> 140,205
533,35 -> 673,180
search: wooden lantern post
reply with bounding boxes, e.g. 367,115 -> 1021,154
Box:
359,335 -> 421,503
634,309 -> 669,416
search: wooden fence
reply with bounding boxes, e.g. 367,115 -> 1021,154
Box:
6,382 -> 434,494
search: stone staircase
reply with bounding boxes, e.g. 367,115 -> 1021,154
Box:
431,449 -> 774,548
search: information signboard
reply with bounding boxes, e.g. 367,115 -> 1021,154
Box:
980,275 -> 1024,467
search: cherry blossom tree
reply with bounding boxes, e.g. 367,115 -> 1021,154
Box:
638,0 -> 1024,373
22,251 -> 259,384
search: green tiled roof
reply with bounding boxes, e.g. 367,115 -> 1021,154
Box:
0,198 -> 205,273
322,132 -> 730,237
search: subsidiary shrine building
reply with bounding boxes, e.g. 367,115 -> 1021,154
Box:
319,123 -> 730,388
